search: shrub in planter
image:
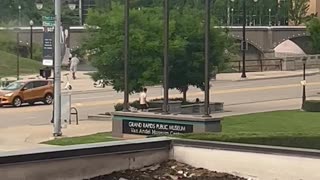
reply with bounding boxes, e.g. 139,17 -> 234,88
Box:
114,100 -> 140,111
113,97 -> 200,111
303,100 -> 320,112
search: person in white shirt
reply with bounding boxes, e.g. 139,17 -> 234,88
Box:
70,54 -> 80,80
139,88 -> 148,111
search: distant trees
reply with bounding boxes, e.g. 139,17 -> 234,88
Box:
307,18 -> 320,54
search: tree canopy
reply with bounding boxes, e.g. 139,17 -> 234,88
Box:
83,3 -> 234,99
307,18 -> 320,54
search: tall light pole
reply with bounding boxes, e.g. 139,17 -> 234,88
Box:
16,31 -> 20,81
79,0 -> 83,25
18,5 -> 22,26
29,20 -> 34,59
17,5 -> 22,80
228,0 -> 235,26
163,0 -> 169,114
302,56 -> 307,108
123,0 -> 129,112
241,0 -> 247,78
35,0 -> 77,137
268,8 -> 272,26
231,8 -> 234,26
253,0 -> 258,26
204,0 -> 211,117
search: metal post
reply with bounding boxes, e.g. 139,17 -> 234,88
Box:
163,0 -> 169,114
123,0 -> 129,112
18,5 -> 21,26
16,32 -> 20,80
204,0 -> 211,117
53,0 -> 62,137
30,24 -> 33,59
227,0 -> 230,26
302,62 -> 306,107
269,9 -> 271,26
241,0 -> 247,78
79,0 -> 83,25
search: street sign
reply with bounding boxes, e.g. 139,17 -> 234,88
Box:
42,27 -> 54,66
42,16 -> 55,21
42,16 -> 55,27
43,21 -> 55,27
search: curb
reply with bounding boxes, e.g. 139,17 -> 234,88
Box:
87,114 -> 112,121
229,72 -> 319,82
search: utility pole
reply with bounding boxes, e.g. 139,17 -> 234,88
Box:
204,0 -> 211,117
53,0 -> 62,137
241,0 -> 247,78
123,0 -> 129,112
163,0 -> 169,114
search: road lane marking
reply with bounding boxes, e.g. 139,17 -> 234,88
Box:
1,82 -> 320,114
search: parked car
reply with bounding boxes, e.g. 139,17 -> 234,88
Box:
0,79 -> 53,107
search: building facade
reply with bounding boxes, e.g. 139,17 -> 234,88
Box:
309,0 -> 320,16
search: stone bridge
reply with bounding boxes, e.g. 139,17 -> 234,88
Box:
3,26 -> 311,59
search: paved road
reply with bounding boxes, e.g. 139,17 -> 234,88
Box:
1,75 -> 320,128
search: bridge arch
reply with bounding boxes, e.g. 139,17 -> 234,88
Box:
274,35 -> 314,55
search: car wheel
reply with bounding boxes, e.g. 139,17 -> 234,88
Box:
44,94 -> 53,105
13,97 -> 22,107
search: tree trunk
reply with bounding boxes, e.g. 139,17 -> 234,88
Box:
182,88 -> 187,103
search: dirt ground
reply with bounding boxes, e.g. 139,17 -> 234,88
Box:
86,160 -> 246,180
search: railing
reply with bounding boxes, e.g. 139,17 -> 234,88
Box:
70,107 -> 79,125
230,58 -> 283,72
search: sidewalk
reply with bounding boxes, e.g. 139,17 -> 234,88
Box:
216,69 -> 319,81
1,97 -> 320,152
2,69 -> 319,94
0,121 -> 112,152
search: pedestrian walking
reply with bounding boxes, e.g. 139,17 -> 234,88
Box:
139,88 -> 149,111
70,54 -> 80,80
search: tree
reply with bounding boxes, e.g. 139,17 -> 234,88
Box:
84,4 -> 233,98
168,7 -> 233,101
306,18 -> 320,53
289,0 -> 310,25
84,6 -> 163,93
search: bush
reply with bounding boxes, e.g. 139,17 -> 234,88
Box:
303,100 -> 320,112
114,97 -> 200,111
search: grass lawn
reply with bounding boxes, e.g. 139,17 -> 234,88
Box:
42,111 -> 320,149
177,110 -> 320,150
0,50 -> 43,77
43,132 -> 117,146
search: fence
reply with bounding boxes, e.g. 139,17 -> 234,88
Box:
230,58 -> 283,72
230,54 -> 320,72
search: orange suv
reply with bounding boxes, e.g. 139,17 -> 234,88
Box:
0,79 -> 53,107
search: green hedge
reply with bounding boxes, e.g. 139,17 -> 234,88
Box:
303,100 -> 320,112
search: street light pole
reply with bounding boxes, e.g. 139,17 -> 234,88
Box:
79,0 -> 83,25
204,0 -> 211,117
241,0 -> 247,78
18,5 -> 21,26
53,0 -> 62,137
16,32 -> 20,81
268,8 -> 272,26
163,0 -> 169,114
302,57 -> 307,108
123,0 -> 129,112
29,20 -> 34,59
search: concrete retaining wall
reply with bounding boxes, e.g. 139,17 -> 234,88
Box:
1,138 -> 320,180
